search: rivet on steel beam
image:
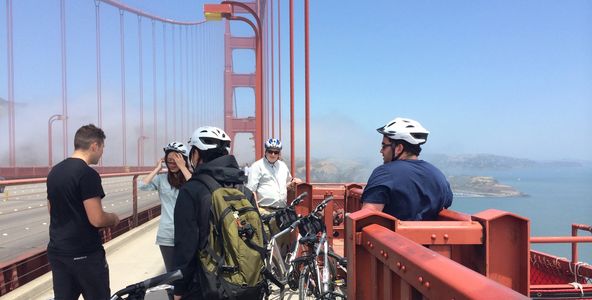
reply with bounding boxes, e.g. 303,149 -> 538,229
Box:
396,262 -> 401,268
444,234 -> 449,240
401,265 -> 406,272
418,276 -> 423,283
424,281 -> 430,288
383,252 -> 388,259
431,234 -> 437,240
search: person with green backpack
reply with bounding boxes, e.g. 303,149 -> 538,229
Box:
173,126 -> 268,300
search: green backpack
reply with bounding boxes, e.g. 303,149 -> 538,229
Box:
196,174 -> 268,299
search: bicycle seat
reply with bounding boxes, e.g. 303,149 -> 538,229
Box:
299,234 -> 317,245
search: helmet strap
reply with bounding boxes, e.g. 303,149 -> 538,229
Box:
391,141 -> 404,162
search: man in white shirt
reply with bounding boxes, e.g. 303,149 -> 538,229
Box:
246,138 -> 301,255
246,138 -> 302,210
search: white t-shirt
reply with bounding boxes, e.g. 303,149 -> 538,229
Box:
246,158 -> 292,208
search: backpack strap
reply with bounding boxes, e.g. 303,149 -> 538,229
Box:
195,174 -> 233,274
195,173 -> 222,193
262,267 -> 285,293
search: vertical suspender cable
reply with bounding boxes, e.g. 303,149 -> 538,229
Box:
263,7 -> 268,138
186,26 -> 190,136
163,23 -> 168,146
60,0 -> 69,159
94,0 -> 103,165
95,1 -> 102,128
120,9 -> 127,166
304,0 -> 310,182
271,0 -> 275,138
277,0 -> 282,143
152,20 -> 157,162
179,26 -> 184,139
191,26 -> 196,131
200,26 -> 204,125
185,26 -> 190,134
172,25 -> 177,139
138,16 -> 144,166
289,0 -> 295,174
6,0 -> 15,166
206,26 -> 210,124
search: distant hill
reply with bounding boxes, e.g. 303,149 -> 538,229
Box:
288,154 -> 584,197
291,157 -> 373,183
423,153 -> 583,170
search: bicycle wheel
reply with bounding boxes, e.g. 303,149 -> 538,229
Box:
298,264 -> 319,300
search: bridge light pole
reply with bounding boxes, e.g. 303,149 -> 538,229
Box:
48,114 -> 66,167
137,135 -> 149,167
204,2 -> 264,158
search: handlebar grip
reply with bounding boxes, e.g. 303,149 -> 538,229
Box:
313,195 -> 334,213
290,192 -> 308,206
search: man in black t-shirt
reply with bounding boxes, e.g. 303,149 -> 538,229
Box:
47,124 -> 120,300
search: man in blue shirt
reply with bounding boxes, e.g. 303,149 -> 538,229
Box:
361,117 -> 453,220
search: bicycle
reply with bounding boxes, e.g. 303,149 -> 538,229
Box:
110,269 -> 182,300
261,192 -> 309,298
293,196 -> 347,300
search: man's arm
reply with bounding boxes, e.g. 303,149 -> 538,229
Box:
361,202 -> 385,212
83,197 -> 120,227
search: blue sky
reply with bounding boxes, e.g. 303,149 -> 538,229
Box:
1,0 -> 591,166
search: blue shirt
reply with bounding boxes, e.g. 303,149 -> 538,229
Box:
361,160 -> 453,221
139,173 -> 178,246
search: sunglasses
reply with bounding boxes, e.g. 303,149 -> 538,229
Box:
381,143 -> 393,150
266,150 -> 280,155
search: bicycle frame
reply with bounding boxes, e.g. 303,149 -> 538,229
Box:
266,221 -> 302,284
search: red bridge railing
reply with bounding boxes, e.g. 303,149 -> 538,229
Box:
288,183 -> 531,298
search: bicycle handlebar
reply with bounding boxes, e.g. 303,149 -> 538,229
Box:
312,196 -> 334,215
261,192 -> 308,224
111,269 -> 183,299
289,191 -> 308,207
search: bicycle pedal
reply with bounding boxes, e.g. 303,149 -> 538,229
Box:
334,279 -> 346,287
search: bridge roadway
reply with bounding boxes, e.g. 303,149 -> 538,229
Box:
0,217 -> 295,300
0,177 -> 161,262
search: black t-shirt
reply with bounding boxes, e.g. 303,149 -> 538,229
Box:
47,158 -> 105,256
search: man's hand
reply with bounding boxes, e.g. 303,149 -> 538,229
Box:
110,213 -> 120,227
287,177 -> 303,190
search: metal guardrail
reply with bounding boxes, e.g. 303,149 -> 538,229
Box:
345,209 -> 530,299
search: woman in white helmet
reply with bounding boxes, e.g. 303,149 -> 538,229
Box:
139,141 -> 191,276
361,117 -> 453,221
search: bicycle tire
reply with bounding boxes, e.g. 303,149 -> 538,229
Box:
299,264 -> 319,300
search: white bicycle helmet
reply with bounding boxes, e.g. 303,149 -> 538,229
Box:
163,141 -> 189,157
264,138 -> 282,150
188,126 -> 231,152
377,117 -> 430,145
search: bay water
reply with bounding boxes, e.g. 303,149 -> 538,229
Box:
449,163 -> 592,263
